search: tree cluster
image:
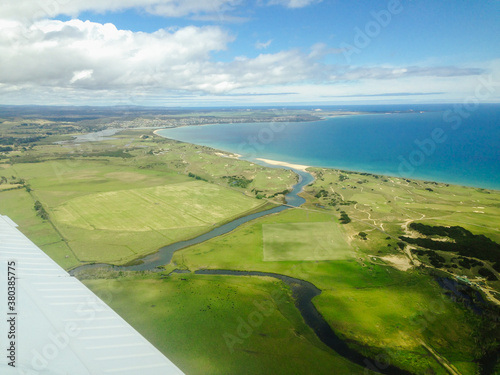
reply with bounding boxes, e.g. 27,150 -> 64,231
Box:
339,211 -> 351,224
401,223 -> 500,271
34,201 -> 49,220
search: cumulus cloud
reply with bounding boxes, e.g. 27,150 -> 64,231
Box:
267,0 -> 322,9
0,0 -> 241,22
224,50 -> 325,87
0,20 -> 230,88
0,19 -> 327,97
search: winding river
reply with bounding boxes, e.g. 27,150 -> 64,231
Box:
195,269 -> 410,375
70,164 -> 413,374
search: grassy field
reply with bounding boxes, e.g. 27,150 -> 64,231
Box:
304,168 -> 500,243
0,185 -> 79,269
263,221 -> 351,261
0,130 -> 296,266
51,180 -> 264,264
54,181 -> 261,231
166,183 -> 500,374
82,272 -> 375,375
173,219 -> 492,374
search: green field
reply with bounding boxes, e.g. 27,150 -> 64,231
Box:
165,180 -> 500,374
167,206 -> 496,374
263,221 -> 351,261
83,272 -> 374,375
50,179 -> 265,263
0,131 -> 297,266
0,186 -> 79,269
53,181 -> 261,231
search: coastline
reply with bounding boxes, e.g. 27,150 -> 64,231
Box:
154,129 -> 242,158
153,127 -> 499,191
155,129 -> 307,172
153,129 -> 165,137
255,158 -> 310,172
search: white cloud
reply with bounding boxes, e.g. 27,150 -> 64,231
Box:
0,0 -> 241,22
267,0 -> 322,9
145,0 -> 241,18
70,69 -> 93,84
308,42 -> 346,59
333,66 -> 485,81
0,19 -> 327,99
0,16 -> 495,106
255,39 -> 272,50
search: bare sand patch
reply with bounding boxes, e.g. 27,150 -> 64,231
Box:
380,255 -> 413,271
256,158 -> 310,172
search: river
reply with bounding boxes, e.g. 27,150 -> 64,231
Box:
70,164 -> 414,374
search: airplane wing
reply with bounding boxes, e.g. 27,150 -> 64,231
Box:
0,215 -> 185,375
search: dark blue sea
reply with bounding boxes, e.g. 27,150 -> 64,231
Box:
158,104 -> 500,190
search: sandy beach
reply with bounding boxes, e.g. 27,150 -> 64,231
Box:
153,129 -> 165,137
256,158 -> 310,172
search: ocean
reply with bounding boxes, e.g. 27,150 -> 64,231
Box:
157,104 -> 500,190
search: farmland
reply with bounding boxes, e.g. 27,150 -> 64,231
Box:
83,272 -> 369,375
1,109 -> 500,374
263,221 -> 351,261
0,124 -> 296,267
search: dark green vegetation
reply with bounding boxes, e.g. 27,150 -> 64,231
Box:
478,267 -> 497,281
339,210 -> 351,224
188,172 -> 208,181
1,108 -> 500,375
223,175 -> 253,188
401,223 -> 500,271
33,200 -> 48,220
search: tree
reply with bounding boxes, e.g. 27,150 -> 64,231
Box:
339,211 -> 351,224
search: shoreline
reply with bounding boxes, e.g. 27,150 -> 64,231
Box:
255,158 -> 311,172
151,111 -> 373,132
153,129 -> 499,192
153,129 -> 165,137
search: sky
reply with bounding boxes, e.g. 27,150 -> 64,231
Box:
0,0 -> 499,106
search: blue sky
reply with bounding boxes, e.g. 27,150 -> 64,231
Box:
0,0 -> 499,106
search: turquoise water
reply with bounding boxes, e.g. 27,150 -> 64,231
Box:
158,104 -> 500,190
